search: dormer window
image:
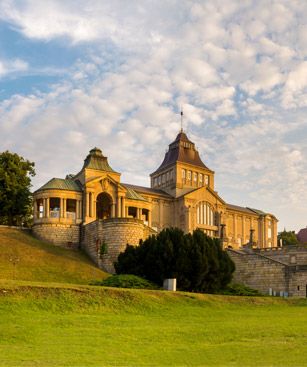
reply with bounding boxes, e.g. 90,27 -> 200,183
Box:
204,175 -> 209,185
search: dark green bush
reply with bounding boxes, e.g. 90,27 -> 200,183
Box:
220,283 -> 261,296
95,274 -> 159,289
115,228 -> 235,293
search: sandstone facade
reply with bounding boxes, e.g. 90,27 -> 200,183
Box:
32,131 -> 279,274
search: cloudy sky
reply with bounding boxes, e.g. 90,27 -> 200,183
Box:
0,0 -> 306,232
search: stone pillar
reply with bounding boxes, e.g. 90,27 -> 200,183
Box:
148,210 -> 152,227
93,198 -> 97,219
137,207 -> 142,220
43,198 -> 46,217
159,200 -> 163,226
46,198 -> 50,218
242,216 -> 246,244
63,198 -> 67,218
117,197 -> 121,217
121,197 -> 125,218
111,203 -> 116,218
86,193 -> 90,217
233,214 -> 237,243
125,206 -> 129,217
76,200 -> 79,220
79,200 -> 82,219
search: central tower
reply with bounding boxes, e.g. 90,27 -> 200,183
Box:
150,131 -> 214,197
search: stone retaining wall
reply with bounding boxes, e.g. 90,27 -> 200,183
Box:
32,223 -> 80,248
228,249 -> 288,295
81,218 -> 156,273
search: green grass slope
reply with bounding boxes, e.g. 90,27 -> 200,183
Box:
0,227 -> 108,284
0,282 -> 306,367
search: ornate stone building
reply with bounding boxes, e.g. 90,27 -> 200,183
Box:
33,130 -> 278,272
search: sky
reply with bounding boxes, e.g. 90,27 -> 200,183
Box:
0,0 -> 306,232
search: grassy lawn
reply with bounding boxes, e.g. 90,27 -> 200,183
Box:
0,282 -> 307,367
0,227 -> 108,284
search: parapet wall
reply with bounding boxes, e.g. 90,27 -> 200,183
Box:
81,218 -> 156,273
228,249 -> 288,295
32,223 -> 80,248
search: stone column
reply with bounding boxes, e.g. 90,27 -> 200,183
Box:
137,207 -> 142,220
86,193 -> 90,218
76,200 -> 79,220
79,200 -> 82,219
89,193 -> 92,217
148,210 -> 152,227
46,198 -> 50,218
63,198 -> 67,218
42,198 -> 46,217
121,197 -> 125,218
111,203 -> 116,218
242,216 -> 246,244
117,196 -> 121,217
125,206 -> 129,217
159,200 -> 163,226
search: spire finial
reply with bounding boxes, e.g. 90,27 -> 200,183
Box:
180,105 -> 183,132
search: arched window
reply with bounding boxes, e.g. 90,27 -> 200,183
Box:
196,201 -> 214,225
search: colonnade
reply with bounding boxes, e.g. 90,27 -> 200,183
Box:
84,191 -> 152,227
34,197 -> 82,220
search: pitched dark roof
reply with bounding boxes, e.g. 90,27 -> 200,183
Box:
151,131 -> 211,175
82,147 -> 116,172
226,203 -> 266,215
122,183 -> 173,198
35,178 -> 82,193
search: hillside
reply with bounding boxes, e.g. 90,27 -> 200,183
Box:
0,227 -> 108,284
0,282 -> 307,366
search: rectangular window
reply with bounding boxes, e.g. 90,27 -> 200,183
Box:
204,175 -> 209,185
182,169 -> 186,179
268,228 -> 272,239
158,176 -> 161,185
187,171 -> 191,180
162,174 -> 165,183
193,172 -> 197,183
199,174 -> 203,184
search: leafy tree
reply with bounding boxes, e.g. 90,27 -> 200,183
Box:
0,151 -> 35,226
277,230 -> 299,246
115,228 -> 235,293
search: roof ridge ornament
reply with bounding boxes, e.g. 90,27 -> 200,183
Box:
180,105 -> 184,132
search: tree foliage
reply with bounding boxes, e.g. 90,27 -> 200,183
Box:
115,228 -> 235,293
0,151 -> 35,226
277,230 -> 299,246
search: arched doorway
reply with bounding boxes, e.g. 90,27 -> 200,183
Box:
96,193 -> 112,220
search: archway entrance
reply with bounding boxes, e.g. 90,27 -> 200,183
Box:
96,193 -> 112,220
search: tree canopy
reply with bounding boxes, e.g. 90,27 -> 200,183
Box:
115,228 -> 235,293
277,230 -> 299,246
0,151 -> 35,226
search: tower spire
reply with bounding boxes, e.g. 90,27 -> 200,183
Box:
180,106 -> 183,132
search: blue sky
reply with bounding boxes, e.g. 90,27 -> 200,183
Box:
0,0 -> 306,232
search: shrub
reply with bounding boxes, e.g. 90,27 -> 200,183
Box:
95,274 -> 159,290
99,241 -> 108,258
115,228 -> 235,293
220,283 -> 261,296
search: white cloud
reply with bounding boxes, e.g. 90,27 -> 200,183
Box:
0,0 -> 307,232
